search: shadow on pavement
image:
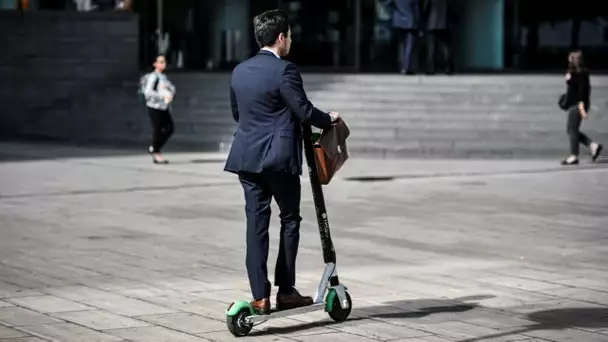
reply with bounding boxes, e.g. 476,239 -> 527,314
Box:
250,295 -> 490,336
249,295 -> 608,340
0,140 -> 143,162
0,140 -> 226,163
457,307 -> 608,342
188,158 -> 227,164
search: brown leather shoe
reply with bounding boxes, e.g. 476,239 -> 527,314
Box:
276,289 -> 313,311
250,298 -> 270,315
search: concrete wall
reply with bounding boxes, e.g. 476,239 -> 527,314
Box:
0,10 -> 139,141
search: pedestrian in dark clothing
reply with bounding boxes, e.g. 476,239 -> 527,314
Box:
561,50 -> 603,165
383,0 -> 420,74
422,0 -> 454,74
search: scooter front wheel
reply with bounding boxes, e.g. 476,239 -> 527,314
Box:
328,291 -> 352,322
226,307 -> 253,337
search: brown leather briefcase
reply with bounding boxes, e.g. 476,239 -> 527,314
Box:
313,118 -> 350,185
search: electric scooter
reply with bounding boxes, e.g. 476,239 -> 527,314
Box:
225,124 -> 352,337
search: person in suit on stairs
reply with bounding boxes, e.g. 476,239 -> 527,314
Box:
383,0 -> 421,74
223,9 -> 340,314
422,0 -> 454,74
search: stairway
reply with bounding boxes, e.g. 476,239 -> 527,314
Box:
5,71 -> 608,159
163,73 -> 608,158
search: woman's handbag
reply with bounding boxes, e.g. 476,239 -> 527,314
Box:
558,93 -> 568,110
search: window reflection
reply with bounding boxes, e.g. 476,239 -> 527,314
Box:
6,0 -> 608,72
505,0 -> 608,70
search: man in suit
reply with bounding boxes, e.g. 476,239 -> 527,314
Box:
224,9 -> 340,314
422,0 -> 454,74
384,0 -> 420,74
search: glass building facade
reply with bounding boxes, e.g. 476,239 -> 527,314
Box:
5,0 -> 608,72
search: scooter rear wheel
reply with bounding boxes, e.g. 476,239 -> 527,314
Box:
226,308 -> 253,337
328,291 -> 352,322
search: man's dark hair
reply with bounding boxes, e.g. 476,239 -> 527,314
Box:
253,9 -> 290,48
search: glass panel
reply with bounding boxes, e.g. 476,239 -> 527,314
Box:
358,0 -> 403,72
282,0 -> 357,69
504,0 -> 608,70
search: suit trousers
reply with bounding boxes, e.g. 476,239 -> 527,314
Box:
399,29 -> 416,72
238,170 -> 302,300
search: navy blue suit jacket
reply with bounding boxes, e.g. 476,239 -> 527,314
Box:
224,50 -> 333,176
387,0 -> 420,30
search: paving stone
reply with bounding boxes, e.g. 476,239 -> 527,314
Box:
474,276 -> 567,292
390,337 -> 453,342
258,317 -> 336,337
488,267 -> 581,282
40,286 -> 118,303
454,311 -> 538,330
42,286 -> 178,316
522,327 -> 608,342
200,331 -> 294,341
0,307 -> 62,326
113,286 -> 185,300
71,276 -> 152,293
135,313 -> 224,334
463,295 -> 548,311
103,326 -> 209,341
553,277 -> 608,293
0,281 -> 44,300
81,298 -> 179,317
2,144 -> 608,341
335,320 -> 430,340
2,258 -> 103,281
193,289 -> 252,305
6,296 -> 93,313
0,337 -> 49,342
291,332 -> 383,341
142,295 -> 231,319
0,268 -> 72,289
507,299 -> 606,316
52,310 -> 150,330
414,321 -> 530,341
0,326 -> 29,338
21,322 -> 122,342
541,287 -> 608,306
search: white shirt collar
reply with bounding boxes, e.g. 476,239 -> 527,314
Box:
261,47 -> 280,59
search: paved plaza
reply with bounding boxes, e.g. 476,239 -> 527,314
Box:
0,141 -> 607,341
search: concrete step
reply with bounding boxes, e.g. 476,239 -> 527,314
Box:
174,86 -> 569,99
87,102 -> 559,116
345,121 -> 570,131
346,127 -> 567,140
347,145 -> 569,159
9,72 -> 608,158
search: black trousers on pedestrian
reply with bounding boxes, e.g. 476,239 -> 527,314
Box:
147,107 -> 174,153
426,29 -> 453,74
567,106 -> 592,156
238,170 -> 302,300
